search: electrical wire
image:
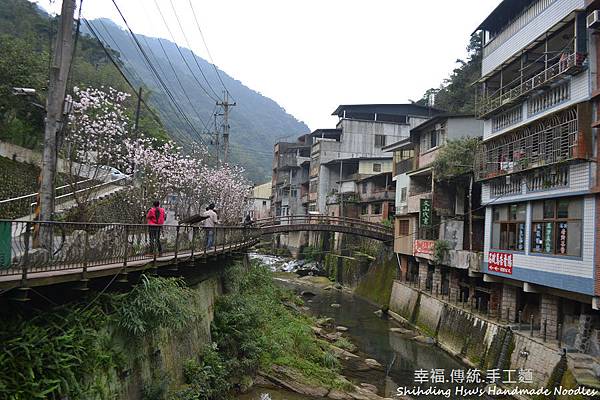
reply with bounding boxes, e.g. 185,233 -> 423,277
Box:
110,0 -> 208,146
166,0 -> 221,101
83,19 -> 165,127
187,0 -> 233,101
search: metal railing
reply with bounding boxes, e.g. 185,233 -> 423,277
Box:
0,220 -> 260,280
255,215 -> 393,237
0,177 -> 127,219
478,52 -> 585,118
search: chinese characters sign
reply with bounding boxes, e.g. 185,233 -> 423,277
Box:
420,198 -> 432,227
414,239 -> 435,256
488,251 -> 513,275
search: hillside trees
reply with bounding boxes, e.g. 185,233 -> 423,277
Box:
418,35 -> 482,113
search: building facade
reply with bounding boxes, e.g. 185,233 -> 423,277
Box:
248,182 -> 272,220
387,114 -> 484,300
474,0 -> 598,345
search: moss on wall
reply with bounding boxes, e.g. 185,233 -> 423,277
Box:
354,252 -> 398,307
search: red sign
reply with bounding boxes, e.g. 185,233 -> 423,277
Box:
488,251 -> 513,275
414,240 -> 435,256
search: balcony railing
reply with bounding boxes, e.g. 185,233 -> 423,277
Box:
407,192 -> 432,214
475,106 -> 584,181
394,158 -> 416,176
359,190 -> 394,203
477,53 -> 585,118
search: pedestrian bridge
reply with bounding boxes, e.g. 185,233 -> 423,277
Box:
256,215 -> 393,242
0,216 -> 392,294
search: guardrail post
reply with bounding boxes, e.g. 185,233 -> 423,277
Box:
82,228 -> 89,280
543,319 -> 547,342
123,225 -> 129,267
174,226 -> 180,264
21,221 -> 31,287
191,227 -> 196,258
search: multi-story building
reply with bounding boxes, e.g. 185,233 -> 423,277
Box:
247,182 -> 271,220
309,104 -> 441,216
474,0 -> 597,344
386,114 -> 483,299
271,134 -> 311,253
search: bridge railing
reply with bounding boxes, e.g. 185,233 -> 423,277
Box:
254,215 -> 393,235
0,220 -> 260,279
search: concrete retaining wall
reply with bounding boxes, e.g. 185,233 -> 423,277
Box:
388,280 -> 567,388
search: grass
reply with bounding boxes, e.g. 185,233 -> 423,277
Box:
211,263 -> 351,390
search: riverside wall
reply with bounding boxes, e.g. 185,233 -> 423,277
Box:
388,280 -> 572,392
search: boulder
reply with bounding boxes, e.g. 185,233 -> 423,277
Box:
412,335 -> 435,345
330,345 -> 359,360
324,286 -> 333,290
331,303 -> 341,308
300,290 -> 316,297
325,332 -> 343,341
328,389 -> 352,399
336,326 -> 349,332
389,327 -> 414,335
334,283 -> 343,290
364,358 -> 383,369
359,383 -> 378,393
373,310 -> 383,317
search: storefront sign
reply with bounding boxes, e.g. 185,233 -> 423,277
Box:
558,222 -> 568,254
488,251 -> 513,275
420,198 -> 432,227
414,239 -> 435,256
544,222 -> 553,253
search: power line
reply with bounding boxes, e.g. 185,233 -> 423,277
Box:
166,0 -> 221,101
109,0 -> 208,146
153,0 -> 220,103
187,0 -> 233,101
82,19 -> 164,127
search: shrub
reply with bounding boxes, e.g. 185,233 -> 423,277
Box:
115,275 -> 203,336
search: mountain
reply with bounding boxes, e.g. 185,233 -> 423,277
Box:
0,0 -> 308,182
83,18 -> 308,182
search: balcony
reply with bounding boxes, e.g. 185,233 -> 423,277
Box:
276,174 -> 290,186
301,194 -> 309,204
360,189 -> 394,203
394,158 -> 416,176
327,192 -> 359,205
407,192 -> 432,214
477,52 -> 585,118
278,153 -> 310,170
475,106 -> 588,181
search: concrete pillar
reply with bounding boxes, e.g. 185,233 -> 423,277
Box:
575,314 -> 593,352
501,284 -> 518,323
399,255 -> 408,282
540,294 -> 559,339
449,269 -> 460,302
418,261 -> 428,290
489,283 -> 502,319
432,265 -> 442,296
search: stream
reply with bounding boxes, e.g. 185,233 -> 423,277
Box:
239,254 -> 481,400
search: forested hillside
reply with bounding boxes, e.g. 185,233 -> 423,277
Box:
0,0 -> 309,182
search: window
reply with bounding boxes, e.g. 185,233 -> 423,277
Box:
398,219 -> 409,236
361,183 -> 367,194
262,200 -> 267,206
491,203 -> 526,251
400,187 -> 407,203
531,198 -> 582,256
290,189 -> 297,198
361,204 -> 369,215
372,203 -> 382,214
375,135 -> 386,147
373,163 -> 382,172
430,131 -> 437,148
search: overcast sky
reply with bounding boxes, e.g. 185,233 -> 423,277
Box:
35,0 -> 500,130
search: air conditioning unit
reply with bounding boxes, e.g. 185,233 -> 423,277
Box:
587,10 -> 600,29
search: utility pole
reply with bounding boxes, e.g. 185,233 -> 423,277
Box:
39,0 -> 76,235
213,112 -> 221,166
216,91 -> 235,164
133,87 -> 143,134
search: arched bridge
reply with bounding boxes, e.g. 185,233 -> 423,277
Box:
0,216 -> 392,294
256,215 -> 393,242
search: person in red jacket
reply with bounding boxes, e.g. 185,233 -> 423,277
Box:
147,200 -> 166,254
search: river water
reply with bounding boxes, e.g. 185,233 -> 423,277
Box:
239,254 -> 477,400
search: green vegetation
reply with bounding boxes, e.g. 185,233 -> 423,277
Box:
0,275 -> 204,400
300,245 -> 321,262
417,35 -> 481,113
209,264 -> 348,390
431,137 -> 481,181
